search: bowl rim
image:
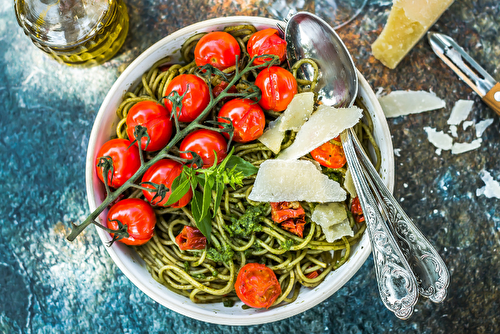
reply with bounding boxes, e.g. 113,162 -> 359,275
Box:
86,15 -> 394,326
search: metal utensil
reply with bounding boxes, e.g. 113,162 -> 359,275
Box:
284,12 -> 450,319
428,31 -> 500,116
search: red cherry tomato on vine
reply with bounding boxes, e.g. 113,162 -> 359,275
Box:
106,198 -> 156,246
180,129 -> 228,168
310,140 -> 347,169
96,138 -> 141,188
247,28 -> 287,65
194,31 -> 241,71
163,74 -> 210,122
141,159 -> 193,208
235,263 -> 282,309
126,101 -> 173,152
212,81 -> 237,102
255,66 -> 297,112
175,226 -> 207,250
217,98 -> 266,143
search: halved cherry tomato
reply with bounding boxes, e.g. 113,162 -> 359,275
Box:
255,66 -> 297,112
305,270 -> 321,279
96,138 -> 141,188
179,129 -> 227,168
163,74 -> 210,122
351,197 -> 365,224
280,218 -> 306,238
234,263 -> 282,309
247,28 -> 287,65
311,140 -> 347,169
194,31 -> 241,71
217,98 -> 266,143
107,198 -> 156,246
141,159 -> 193,208
270,201 -> 305,223
175,225 -> 207,250
126,101 -> 173,152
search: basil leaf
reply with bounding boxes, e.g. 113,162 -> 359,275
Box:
191,190 -> 212,242
212,182 -> 225,218
201,176 -> 215,219
197,214 -> 212,243
164,176 -> 191,206
225,156 -> 258,177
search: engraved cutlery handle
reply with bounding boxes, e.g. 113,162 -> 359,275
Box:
349,129 -> 450,303
341,130 -> 418,319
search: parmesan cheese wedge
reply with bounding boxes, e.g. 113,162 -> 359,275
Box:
378,90 -> 445,118
278,92 -> 315,132
372,0 -> 454,69
311,202 -> 353,243
258,117 -> 285,154
278,105 -> 363,161
248,159 -> 346,203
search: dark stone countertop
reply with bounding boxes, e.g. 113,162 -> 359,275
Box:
1,0 -> 498,333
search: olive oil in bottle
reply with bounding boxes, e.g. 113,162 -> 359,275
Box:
15,0 -> 129,67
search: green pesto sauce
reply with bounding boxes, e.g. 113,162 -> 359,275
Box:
226,203 -> 269,238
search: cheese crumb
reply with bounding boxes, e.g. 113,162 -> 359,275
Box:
378,90 -> 445,118
424,127 -> 453,155
476,170 -> 500,199
475,119 -> 494,137
451,139 -> 482,154
447,100 -> 473,125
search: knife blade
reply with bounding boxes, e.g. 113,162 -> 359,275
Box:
427,31 -> 500,116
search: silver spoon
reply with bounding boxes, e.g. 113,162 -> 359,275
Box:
284,12 -> 450,319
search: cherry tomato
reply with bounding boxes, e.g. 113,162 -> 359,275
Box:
175,225 -> 207,250
310,140 -> 347,169
212,81 -> 237,101
280,218 -> 306,238
351,197 -> 365,224
247,28 -> 287,65
126,101 -> 173,152
179,129 -> 227,168
96,138 -> 141,188
270,201 -> 305,223
194,31 -> 241,71
255,66 -> 297,112
235,263 -> 282,309
106,198 -> 156,246
163,74 -> 210,122
141,159 -> 193,208
217,98 -> 266,143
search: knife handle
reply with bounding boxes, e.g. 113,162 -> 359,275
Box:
483,82 -> 500,116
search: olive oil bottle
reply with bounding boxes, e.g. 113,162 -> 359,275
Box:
15,0 -> 129,67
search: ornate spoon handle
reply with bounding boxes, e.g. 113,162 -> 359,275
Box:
350,129 -> 450,303
341,129 -> 418,320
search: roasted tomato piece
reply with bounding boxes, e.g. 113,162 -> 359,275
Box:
107,198 -> 156,246
255,66 -> 297,112
351,197 -> 365,223
305,270 -> 321,279
175,226 -> 207,250
234,263 -> 281,309
311,140 -> 347,169
247,28 -> 287,65
270,201 -> 305,223
280,218 -> 306,238
194,31 -> 241,71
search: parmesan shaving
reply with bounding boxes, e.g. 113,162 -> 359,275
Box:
475,119 -> 494,137
311,203 -> 353,243
257,116 -> 285,154
378,90 -> 445,118
424,127 -> 453,155
476,170 -> 500,199
449,125 -> 458,137
451,139 -> 482,154
278,105 -> 363,161
278,92 -> 315,132
344,168 -> 357,198
463,121 -> 474,130
248,159 -> 346,203
447,100 -> 473,125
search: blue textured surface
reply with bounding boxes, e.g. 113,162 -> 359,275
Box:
1,0 -> 499,333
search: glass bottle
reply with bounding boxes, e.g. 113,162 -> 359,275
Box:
14,0 -> 129,67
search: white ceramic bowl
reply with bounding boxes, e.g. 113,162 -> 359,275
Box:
86,16 -> 394,326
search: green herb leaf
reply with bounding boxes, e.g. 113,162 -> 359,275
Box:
226,156 -> 258,177
191,190 -> 212,242
201,175 -> 215,220
165,174 -> 191,206
212,181 -> 224,218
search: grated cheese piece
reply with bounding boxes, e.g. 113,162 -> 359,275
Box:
279,92 -> 315,132
257,116 -> 285,154
463,121 -> 474,130
476,170 -> 500,199
278,105 -> 362,160
379,90 -> 445,118
475,119 -> 494,137
449,125 -> 458,137
344,167 -> 357,198
311,202 -> 353,243
424,127 -> 453,155
248,159 -> 346,203
451,139 -> 482,155
371,0 -> 454,69
447,100 -> 473,125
